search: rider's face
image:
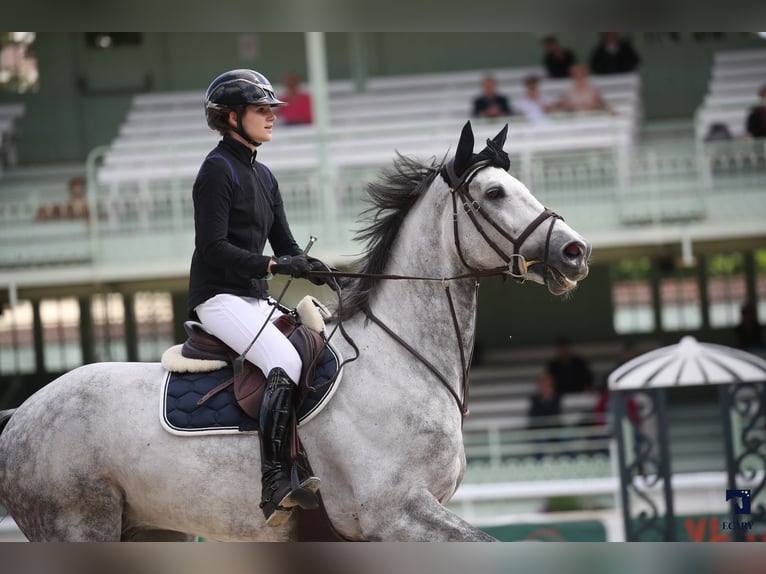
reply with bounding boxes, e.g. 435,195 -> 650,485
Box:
230,105 -> 276,144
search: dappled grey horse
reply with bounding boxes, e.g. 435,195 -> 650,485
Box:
0,122 -> 590,541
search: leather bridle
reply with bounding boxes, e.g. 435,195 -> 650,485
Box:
440,158 -> 563,282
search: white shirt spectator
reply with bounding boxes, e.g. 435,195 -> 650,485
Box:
514,95 -> 554,125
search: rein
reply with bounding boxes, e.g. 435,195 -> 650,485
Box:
313,268 -> 489,418
309,160 -> 563,421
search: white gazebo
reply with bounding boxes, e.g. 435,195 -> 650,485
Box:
608,336 -> 766,541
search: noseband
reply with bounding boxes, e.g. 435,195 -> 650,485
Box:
440,159 -> 562,282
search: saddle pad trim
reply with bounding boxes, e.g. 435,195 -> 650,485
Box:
296,342 -> 343,426
159,370 -> 258,436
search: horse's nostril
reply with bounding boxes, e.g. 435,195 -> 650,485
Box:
563,242 -> 583,259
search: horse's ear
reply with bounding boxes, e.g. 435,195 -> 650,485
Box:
454,121 -> 474,176
491,124 -> 508,149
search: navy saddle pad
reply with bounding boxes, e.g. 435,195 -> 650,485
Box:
162,344 -> 340,434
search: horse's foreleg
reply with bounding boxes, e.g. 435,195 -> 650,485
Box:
358,489 -> 495,542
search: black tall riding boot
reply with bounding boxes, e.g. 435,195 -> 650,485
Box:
259,367 -> 320,526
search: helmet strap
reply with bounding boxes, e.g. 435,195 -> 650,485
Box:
234,106 -> 261,148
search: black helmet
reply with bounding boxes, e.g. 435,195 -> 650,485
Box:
204,69 -> 285,143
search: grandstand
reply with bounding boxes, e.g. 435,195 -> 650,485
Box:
1,33 -> 765,541
97,70 -> 639,187
695,48 -> 766,139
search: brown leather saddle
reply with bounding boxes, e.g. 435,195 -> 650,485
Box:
182,315 -> 326,420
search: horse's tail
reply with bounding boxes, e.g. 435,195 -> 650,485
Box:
0,410 -> 15,435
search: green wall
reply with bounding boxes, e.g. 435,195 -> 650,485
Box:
476,263 -> 615,349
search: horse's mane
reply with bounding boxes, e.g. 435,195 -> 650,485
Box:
339,153 -> 442,318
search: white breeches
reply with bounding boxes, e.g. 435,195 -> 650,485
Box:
195,294 -> 301,383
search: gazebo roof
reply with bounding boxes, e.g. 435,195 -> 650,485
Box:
608,336 -> 766,390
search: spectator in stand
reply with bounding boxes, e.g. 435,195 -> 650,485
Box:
514,75 -> 556,125
472,74 -> 512,119
528,369 -> 562,426
735,302 -> 764,351
704,122 -> 733,142
64,176 -> 90,221
745,84 -> 766,139
592,340 -> 642,455
34,202 -> 62,222
35,175 -> 89,222
527,369 -> 563,460
557,64 -> 613,114
589,32 -> 641,75
546,335 -> 594,395
278,71 -> 313,125
594,340 -> 641,427
542,35 -> 577,79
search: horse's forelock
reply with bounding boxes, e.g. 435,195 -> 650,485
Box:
449,141 -> 510,184
474,138 -> 510,172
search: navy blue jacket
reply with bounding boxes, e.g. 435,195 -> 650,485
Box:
187,135 -> 302,317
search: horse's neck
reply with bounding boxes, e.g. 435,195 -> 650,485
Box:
367,191 -> 478,378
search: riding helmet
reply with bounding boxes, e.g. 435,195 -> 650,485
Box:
204,69 -> 286,135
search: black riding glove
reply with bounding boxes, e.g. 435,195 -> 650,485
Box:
305,256 -> 329,286
270,255 -> 311,278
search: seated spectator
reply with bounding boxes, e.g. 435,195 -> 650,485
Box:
546,335 -> 594,395
542,35 -> 577,79
592,342 -> 642,456
472,74 -> 512,119
34,176 -> 89,222
35,203 -> 62,222
704,122 -> 733,142
595,340 -> 641,428
557,64 -> 613,113
589,32 -> 640,75
514,75 -> 556,124
64,176 -> 89,221
735,302 -> 764,351
745,84 -> 766,139
278,71 -> 312,125
528,369 -> 563,459
528,369 -> 562,427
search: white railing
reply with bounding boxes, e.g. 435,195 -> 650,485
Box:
448,469 -> 764,540
1,138 -> 764,273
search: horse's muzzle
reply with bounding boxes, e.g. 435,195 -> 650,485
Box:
559,238 -> 591,282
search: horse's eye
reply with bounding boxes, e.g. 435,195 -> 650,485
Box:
486,186 -> 505,199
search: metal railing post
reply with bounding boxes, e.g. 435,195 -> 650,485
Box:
85,145 -> 110,266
